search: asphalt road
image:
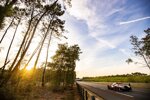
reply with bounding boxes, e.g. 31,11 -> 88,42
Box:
77,81 -> 150,100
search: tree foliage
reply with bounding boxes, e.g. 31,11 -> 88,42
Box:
143,28 -> 150,57
49,43 -> 81,89
128,28 -> 150,69
0,0 -> 17,29
0,0 -> 71,87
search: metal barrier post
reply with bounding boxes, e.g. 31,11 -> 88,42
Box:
82,88 -> 84,100
76,82 -> 104,100
91,96 -> 95,100
85,91 -> 88,100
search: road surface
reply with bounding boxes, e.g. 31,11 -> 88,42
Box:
77,81 -> 150,100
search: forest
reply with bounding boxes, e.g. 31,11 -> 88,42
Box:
0,0 -> 81,100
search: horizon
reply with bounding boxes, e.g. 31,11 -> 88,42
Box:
78,72 -> 150,78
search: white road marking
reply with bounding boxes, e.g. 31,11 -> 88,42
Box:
115,92 -> 134,98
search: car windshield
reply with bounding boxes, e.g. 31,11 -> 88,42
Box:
112,83 -> 116,85
112,83 -> 117,86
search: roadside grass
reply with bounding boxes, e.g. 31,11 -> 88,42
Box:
65,86 -> 81,100
82,75 -> 150,83
0,82 -> 81,100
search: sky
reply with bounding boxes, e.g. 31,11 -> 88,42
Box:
0,0 -> 150,78
62,0 -> 150,77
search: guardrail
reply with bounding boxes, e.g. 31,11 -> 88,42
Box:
76,82 -> 104,100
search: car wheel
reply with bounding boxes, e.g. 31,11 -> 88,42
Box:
115,87 -> 117,91
107,85 -> 110,89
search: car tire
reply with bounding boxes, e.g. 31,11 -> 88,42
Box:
107,85 -> 110,89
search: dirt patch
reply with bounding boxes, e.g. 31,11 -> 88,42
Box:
64,86 -> 81,100
16,85 -> 81,100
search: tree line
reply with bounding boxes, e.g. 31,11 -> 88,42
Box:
82,72 -> 150,83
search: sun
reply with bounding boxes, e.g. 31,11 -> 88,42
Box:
26,65 -> 33,71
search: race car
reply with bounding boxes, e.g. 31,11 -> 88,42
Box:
107,82 -> 132,91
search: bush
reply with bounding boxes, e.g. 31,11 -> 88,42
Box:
0,87 -> 15,100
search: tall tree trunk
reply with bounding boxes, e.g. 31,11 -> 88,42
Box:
31,18 -> 54,84
22,40 -> 42,70
0,17 -> 15,43
8,8 -> 35,71
0,61 -> 10,69
42,31 -> 53,87
138,46 -> 150,69
141,54 -> 150,69
0,10 -> 47,87
63,70 -> 66,89
14,40 -> 42,87
22,27 -> 33,52
33,17 -> 54,71
11,10 -> 47,74
0,18 -> 21,78
147,56 -> 150,61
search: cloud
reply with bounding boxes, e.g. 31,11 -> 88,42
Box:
95,37 -> 116,49
119,16 -> 150,25
106,8 -> 123,17
119,49 -> 130,56
67,0 -> 125,48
